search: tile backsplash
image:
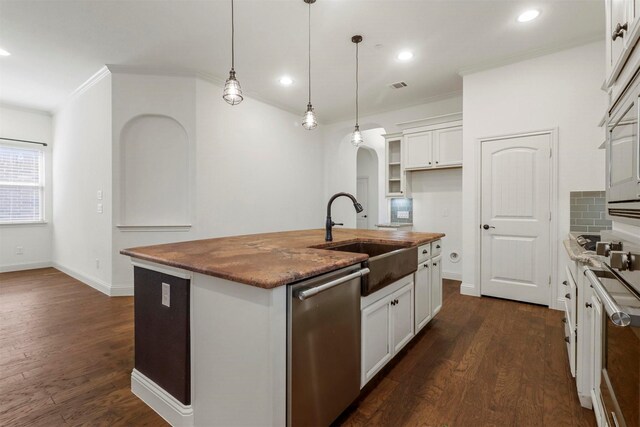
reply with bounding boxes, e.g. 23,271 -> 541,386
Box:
390,198 -> 413,223
570,191 -> 611,233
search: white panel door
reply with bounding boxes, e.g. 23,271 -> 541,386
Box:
391,283 -> 414,354
433,126 -> 463,167
414,262 -> 431,332
404,131 -> 432,169
361,296 -> 392,386
481,133 -> 551,305
356,177 -> 369,229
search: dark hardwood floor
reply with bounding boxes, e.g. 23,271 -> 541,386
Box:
0,268 -> 595,427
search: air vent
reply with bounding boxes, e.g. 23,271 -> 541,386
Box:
390,81 -> 408,89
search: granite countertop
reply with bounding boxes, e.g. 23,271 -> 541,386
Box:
563,233 -> 602,268
121,228 -> 445,289
375,223 -> 413,228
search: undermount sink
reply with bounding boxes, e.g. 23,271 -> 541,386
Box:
319,241 -> 418,296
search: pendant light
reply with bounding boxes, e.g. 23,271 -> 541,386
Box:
302,0 -> 317,130
223,0 -> 243,105
351,35 -> 363,146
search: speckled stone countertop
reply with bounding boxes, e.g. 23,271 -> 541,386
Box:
563,233 -> 602,268
121,228 -> 445,289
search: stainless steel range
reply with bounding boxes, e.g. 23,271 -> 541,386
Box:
586,241 -> 640,427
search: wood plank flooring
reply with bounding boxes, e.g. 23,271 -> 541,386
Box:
0,268 -> 595,426
336,279 -> 597,427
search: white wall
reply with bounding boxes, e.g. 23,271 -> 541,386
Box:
462,41 -> 607,307
410,168 -> 462,279
0,106 -> 53,271
52,74 -> 113,293
356,147 -> 379,228
109,72 -> 326,289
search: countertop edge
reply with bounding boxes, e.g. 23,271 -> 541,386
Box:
121,232 -> 445,289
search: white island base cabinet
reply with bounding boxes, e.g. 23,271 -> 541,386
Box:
361,276 -> 414,387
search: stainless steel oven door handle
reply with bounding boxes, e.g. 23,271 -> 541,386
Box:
296,268 -> 370,301
585,269 -> 632,327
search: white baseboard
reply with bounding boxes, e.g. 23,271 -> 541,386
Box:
51,262 -> 134,297
0,261 -> 52,273
442,271 -> 462,281
131,369 -> 193,427
460,282 -> 480,297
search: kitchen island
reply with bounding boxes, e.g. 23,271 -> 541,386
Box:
122,228 -> 444,427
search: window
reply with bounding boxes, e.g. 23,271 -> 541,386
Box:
0,144 -> 45,223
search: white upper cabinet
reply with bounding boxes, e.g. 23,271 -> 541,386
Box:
401,122 -> 462,172
434,126 -> 463,167
404,131 -> 433,169
605,0 -> 640,97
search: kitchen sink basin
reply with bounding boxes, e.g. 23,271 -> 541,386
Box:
319,241 -> 418,296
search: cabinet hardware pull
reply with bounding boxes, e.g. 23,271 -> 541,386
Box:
562,280 -> 568,286
433,263 -> 438,266
585,302 -> 593,308
612,22 -> 628,41
564,336 -> 570,343
422,249 -> 428,254
562,318 -> 567,323
425,264 -> 429,268
436,245 -> 441,249
565,293 -> 571,300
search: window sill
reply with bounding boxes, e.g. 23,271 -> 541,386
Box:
0,221 -> 48,227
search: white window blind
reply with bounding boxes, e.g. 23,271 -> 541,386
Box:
0,144 -> 44,223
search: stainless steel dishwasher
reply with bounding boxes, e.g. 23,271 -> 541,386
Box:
287,265 -> 369,427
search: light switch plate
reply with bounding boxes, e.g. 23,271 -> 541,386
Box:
397,210 -> 409,219
97,203 -> 103,214
97,190 -> 103,200
162,283 -> 170,307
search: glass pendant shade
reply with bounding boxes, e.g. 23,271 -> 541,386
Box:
351,125 -> 363,147
302,103 -> 318,130
223,69 -> 243,105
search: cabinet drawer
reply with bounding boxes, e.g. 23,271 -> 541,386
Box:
432,240 -> 442,257
418,243 -> 431,262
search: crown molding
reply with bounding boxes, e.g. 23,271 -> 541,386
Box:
458,34 -> 604,76
53,66 -> 111,115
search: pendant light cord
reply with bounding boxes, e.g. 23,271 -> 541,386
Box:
355,41 -> 359,127
308,1 -> 311,104
231,0 -> 235,71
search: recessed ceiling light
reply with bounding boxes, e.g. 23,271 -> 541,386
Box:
0,48 -> 11,57
517,9 -> 540,23
397,51 -> 413,61
279,76 -> 293,86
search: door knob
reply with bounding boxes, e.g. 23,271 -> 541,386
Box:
482,224 -> 495,230
363,215 -> 367,218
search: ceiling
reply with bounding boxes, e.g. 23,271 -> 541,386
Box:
0,0 -> 604,123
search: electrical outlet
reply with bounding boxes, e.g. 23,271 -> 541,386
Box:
16,246 -> 24,255
162,283 -> 170,307
97,203 -> 103,214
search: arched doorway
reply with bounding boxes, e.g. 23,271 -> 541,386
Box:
356,146 -> 379,229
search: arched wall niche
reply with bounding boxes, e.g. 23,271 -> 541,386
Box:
119,114 -> 191,227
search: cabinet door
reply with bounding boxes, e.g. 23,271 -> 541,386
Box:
433,126 -> 462,167
414,262 -> 432,333
391,283 -> 414,354
431,255 -> 443,317
361,296 -> 392,387
609,0 -> 628,74
404,131 -> 433,169
590,294 -> 604,402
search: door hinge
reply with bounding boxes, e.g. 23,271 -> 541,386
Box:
549,147 -> 552,158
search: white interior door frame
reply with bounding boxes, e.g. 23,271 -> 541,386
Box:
474,128 -> 559,309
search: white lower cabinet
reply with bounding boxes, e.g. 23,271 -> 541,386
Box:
590,292 -> 605,426
414,262 -> 432,332
361,278 -> 414,387
431,255 -> 443,316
